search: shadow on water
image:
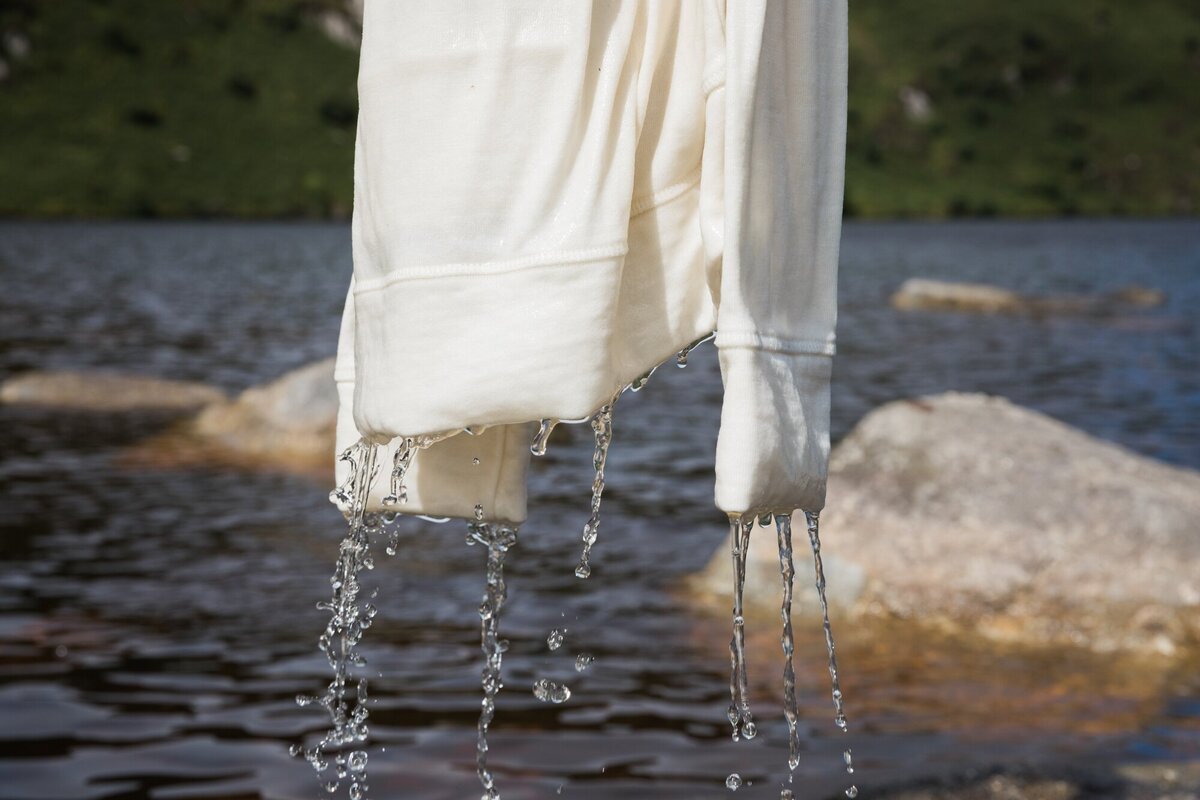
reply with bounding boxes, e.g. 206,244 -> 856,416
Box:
0,219 -> 1197,798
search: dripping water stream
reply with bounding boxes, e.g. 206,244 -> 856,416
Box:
302,333 -> 858,799
466,521 -> 519,800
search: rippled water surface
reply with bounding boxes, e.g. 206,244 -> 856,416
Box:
0,219 -> 1197,799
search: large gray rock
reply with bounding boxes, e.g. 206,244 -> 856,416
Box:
0,370 -> 225,412
891,278 -> 1165,315
697,393 -> 1200,654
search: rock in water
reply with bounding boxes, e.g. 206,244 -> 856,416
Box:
890,278 -> 1165,316
890,279 -> 1024,313
699,393 -> 1200,653
125,359 -> 337,474
0,371 -> 225,412
187,358 -> 337,466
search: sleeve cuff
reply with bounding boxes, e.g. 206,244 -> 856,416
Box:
714,346 -> 832,515
333,379 -> 533,524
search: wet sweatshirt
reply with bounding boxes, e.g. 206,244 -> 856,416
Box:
332,0 -> 848,524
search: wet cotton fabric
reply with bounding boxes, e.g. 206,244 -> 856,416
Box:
333,0 -> 848,523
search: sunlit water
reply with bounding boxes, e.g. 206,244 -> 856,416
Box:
1,219 -> 1198,799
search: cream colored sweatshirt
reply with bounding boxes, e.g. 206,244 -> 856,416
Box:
332,0 -> 848,524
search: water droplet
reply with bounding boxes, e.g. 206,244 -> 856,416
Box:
547,629 -> 565,650
574,653 -> 594,672
532,678 -> 572,704
472,457 -> 480,465
531,418 -> 558,456
288,743 -> 303,757
845,786 -> 858,798
742,720 -> 757,739
348,783 -> 364,800
295,694 -> 316,707
348,750 -> 368,772
726,773 -> 743,791
780,791 -> 794,800
474,504 -> 484,521
574,562 -> 592,579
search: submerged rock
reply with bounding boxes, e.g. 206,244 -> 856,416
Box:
697,393 -> 1200,653
890,278 -> 1165,316
126,359 -> 337,474
0,370 -> 225,413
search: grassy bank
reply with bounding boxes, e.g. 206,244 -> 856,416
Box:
1,0 -> 1197,219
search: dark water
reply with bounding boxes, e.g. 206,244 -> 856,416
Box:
0,219 -> 1197,799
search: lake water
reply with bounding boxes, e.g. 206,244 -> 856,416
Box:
0,219 -> 1197,799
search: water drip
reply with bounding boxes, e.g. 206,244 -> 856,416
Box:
727,515 -> 755,741
725,773 -> 743,791
675,332 -> 714,368
466,521 -> 519,800
574,391 -> 619,579
531,419 -> 558,456
546,629 -> 565,651
574,654 -> 594,672
776,513 -> 800,776
804,510 -> 855,797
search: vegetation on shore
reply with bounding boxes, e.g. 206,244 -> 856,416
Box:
1,0 -> 1197,219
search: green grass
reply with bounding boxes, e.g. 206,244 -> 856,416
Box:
1,0 -> 1197,218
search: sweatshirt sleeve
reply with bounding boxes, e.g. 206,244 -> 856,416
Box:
710,0 -> 848,515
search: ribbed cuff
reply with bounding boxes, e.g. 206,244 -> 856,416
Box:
713,347 -> 832,514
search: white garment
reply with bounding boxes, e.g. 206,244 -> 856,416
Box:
333,0 -> 848,523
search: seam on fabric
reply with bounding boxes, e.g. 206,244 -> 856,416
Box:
703,57 -> 726,97
629,168 -> 702,218
715,330 -> 837,356
353,243 -> 628,293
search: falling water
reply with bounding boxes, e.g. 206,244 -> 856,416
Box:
546,629 -> 565,650
803,510 -> 856,798
726,515 -> 756,741
298,439 -> 383,800
574,391 -> 620,579
775,513 -> 801,785
466,521 -> 519,800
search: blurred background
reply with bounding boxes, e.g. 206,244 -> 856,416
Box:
0,2 -> 1197,799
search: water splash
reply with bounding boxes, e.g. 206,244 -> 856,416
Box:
301,439 -> 382,800
466,521 -> 519,800
776,513 -> 801,778
532,678 -> 572,704
726,515 -> 755,741
574,391 -> 620,579
804,510 -> 855,797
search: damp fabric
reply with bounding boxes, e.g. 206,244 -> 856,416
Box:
332,0 -> 848,523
